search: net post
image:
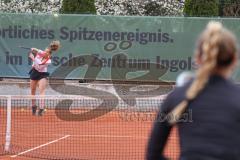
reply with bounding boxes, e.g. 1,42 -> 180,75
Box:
4,95 -> 11,152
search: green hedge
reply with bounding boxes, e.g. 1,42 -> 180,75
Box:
184,0 -> 219,17
61,0 -> 96,14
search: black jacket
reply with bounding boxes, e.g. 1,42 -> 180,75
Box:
146,75 -> 240,160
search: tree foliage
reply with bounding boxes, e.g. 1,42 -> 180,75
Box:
184,0 -> 219,17
222,0 -> 240,17
95,0 -> 184,16
0,0 -> 61,13
143,0 -> 183,16
60,0 -> 96,14
0,0 -> 184,16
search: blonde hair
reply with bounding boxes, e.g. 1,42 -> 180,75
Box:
49,40 -> 61,51
168,21 -> 238,125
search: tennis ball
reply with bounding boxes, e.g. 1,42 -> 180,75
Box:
176,71 -> 195,87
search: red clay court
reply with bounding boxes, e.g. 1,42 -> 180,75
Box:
0,97 -> 179,160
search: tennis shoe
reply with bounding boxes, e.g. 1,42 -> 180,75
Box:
38,109 -> 45,116
32,105 -> 37,116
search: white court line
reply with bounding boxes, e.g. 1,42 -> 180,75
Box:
6,132 -> 148,139
10,135 -> 70,158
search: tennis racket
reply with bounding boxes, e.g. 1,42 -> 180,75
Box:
18,46 -> 31,50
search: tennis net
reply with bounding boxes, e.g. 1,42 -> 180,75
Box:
0,95 -> 179,160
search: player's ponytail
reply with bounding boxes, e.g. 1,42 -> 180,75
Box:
168,21 -> 237,125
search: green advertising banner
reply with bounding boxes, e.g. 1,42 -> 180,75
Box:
0,13 -> 240,82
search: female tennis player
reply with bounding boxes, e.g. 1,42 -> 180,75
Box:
146,21 -> 240,160
29,40 -> 60,116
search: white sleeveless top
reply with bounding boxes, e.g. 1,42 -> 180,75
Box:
32,49 -> 51,72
